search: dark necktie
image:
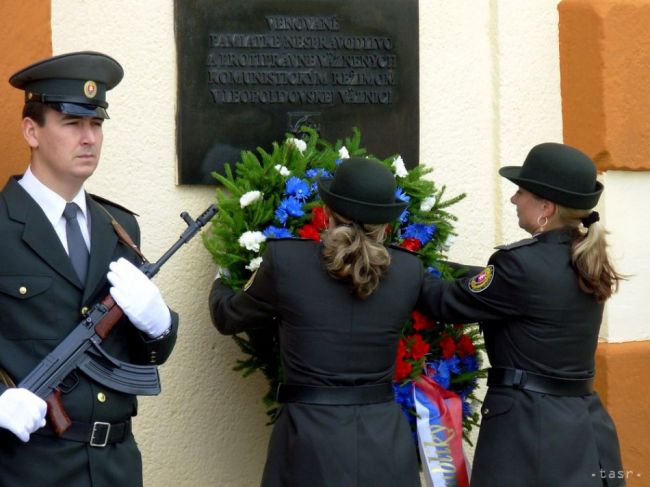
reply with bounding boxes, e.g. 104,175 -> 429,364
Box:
63,202 -> 89,285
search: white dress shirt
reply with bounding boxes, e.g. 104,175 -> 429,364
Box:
18,166 -> 91,253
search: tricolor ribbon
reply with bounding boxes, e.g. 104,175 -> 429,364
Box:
414,375 -> 470,487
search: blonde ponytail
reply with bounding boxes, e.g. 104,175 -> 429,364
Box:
555,206 -> 625,302
321,210 -> 390,299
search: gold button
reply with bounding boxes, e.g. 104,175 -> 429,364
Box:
97,392 -> 107,403
81,306 -> 89,316
19,286 -> 27,295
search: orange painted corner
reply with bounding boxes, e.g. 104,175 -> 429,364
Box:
0,1 -> 51,182
559,0 -> 650,171
595,341 -> 650,481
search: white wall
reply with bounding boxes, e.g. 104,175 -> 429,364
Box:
51,1 -> 645,486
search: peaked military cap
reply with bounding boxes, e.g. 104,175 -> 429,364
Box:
9,51 -> 123,119
318,157 -> 407,224
499,142 -> 604,210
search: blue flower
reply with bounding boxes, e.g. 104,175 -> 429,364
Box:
395,187 -> 410,203
403,223 -> 437,245
445,355 -> 461,374
462,399 -> 473,417
263,226 -> 293,239
305,168 -> 331,179
394,189 -> 411,223
275,197 -> 305,224
427,360 -> 450,389
393,382 -> 416,426
285,177 -> 312,201
426,266 -> 442,278
306,169 -> 332,192
460,355 -> 479,372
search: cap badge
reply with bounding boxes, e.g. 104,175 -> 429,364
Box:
468,265 -> 494,293
83,80 -> 97,99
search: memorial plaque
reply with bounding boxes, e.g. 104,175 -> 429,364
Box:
175,0 -> 419,184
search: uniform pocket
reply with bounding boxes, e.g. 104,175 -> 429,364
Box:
0,274 -> 58,339
480,391 -> 514,419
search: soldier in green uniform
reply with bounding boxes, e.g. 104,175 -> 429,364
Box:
417,143 -> 626,487
0,51 -> 178,486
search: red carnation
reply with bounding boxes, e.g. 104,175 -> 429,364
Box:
409,334 -> 430,360
298,224 -> 321,241
439,335 -> 456,359
456,334 -> 476,357
401,238 -> 422,252
394,359 -> 412,382
311,206 -> 328,231
394,339 -> 412,381
411,310 -> 435,331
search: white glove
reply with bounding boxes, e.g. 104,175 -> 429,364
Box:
0,388 -> 47,442
107,258 -> 172,338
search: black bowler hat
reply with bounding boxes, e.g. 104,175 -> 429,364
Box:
9,51 -> 123,119
318,157 -> 407,224
499,142 -> 604,209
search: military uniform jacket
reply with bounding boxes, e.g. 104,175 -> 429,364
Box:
210,239 -> 422,487
0,176 -> 178,487
417,229 -> 624,487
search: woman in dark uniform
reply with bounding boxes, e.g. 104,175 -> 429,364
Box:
210,157 -> 422,487
418,142 -> 626,487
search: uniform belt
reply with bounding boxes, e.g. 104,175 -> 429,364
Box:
488,367 -> 594,396
34,420 -> 131,447
276,382 -> 394,405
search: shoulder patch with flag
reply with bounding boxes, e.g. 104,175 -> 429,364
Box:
468,265 -> 494,293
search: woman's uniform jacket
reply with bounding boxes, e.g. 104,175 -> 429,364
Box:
417,228 -> 624,487
210,238 -> 422,487
0,176 -> 178,487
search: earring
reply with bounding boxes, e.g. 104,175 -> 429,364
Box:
536,215 -> 548,232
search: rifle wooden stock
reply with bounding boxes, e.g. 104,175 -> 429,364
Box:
95,295 -> 123,340
46,389 -> 72,436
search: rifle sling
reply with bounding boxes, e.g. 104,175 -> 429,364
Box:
0,368 -> 16,388
93,200 -> 149,263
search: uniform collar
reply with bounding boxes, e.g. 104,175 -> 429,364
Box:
18,166 -> 88,226
534,227 -> 574,245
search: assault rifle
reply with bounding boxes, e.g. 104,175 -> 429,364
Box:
18,204 -> 217,435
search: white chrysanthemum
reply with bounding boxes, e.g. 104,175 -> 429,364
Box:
238,231 -> 266,252
287,137 -> 307,153
239,190 -> 262,208
245,257 -> 263,272
338,146 -> 350,159
420,196 -> 436,212
392,156 -> 408,178
274,164 -> 291,176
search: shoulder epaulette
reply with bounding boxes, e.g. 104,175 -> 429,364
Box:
388,243 -> 420,256
265,237 -> 313,242
89,193 -> 139,216
495,237 -> 538,251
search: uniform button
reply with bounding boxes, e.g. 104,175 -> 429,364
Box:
97,392 -> 107,403
19,286 -> 28,295
81,306 -> 89,316
482,408 -> 490,415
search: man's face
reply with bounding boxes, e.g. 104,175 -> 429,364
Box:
28,108 -> 104,187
